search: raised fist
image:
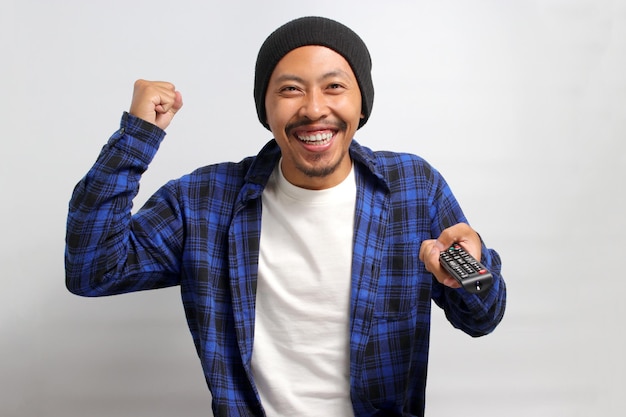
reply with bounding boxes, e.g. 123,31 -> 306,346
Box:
129,79 -> 183,130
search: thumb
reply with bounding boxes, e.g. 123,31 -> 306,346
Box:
154,90 -> 183,130
430,240 -> 446,257
155,90 -> 183,114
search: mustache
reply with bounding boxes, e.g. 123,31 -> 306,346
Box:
285,118 -> 348,135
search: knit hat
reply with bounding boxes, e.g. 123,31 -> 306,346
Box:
254,16 -> 374,130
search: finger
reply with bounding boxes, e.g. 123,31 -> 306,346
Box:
419,239 -> 443,262
443,277 -> 462,289
435,223 -> 482,259
172,90 -> 184,112
155,89 -> 183,114
152,90 -> 176,111
419,239 -> 443,276
420,237 -> 462,289
435,223 -> 469,247
418,239 -> 433,263
429,239 -> 446,257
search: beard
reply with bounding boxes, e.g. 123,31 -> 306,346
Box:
285,117 -> 349,178
294,147 -> 349,178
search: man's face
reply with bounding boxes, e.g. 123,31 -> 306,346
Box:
265,45 -> 363,190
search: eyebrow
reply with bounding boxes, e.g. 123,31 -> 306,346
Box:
273,69 -> 352,84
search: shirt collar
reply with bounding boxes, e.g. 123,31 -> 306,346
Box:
241,139 -> 389,203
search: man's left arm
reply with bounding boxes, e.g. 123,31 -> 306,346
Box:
420,223 -> 506,336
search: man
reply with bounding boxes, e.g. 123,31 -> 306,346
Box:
66,16 -> 506,417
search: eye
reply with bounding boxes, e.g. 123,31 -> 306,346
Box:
278,85 -> 303,96
326,83 -> 346,94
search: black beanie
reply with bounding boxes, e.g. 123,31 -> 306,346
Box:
254,16 -> 374,130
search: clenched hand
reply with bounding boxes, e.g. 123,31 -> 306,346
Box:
129,79 -> 183,131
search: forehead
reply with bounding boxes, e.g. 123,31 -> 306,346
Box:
271,45 -> 357,81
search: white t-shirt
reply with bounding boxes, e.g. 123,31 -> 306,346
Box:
252,161 -> 356,417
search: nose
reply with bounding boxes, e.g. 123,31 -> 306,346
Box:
298,88 -> 328,121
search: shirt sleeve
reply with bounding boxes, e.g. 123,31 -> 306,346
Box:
65,112 -> 184,296
429,171 -> 507,337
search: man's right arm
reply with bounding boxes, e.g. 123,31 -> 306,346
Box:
65,81 -> 185,296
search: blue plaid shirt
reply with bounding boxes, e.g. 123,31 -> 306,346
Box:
66,113 -> 506,417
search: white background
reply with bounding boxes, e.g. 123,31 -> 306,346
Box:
1,0 -> 625,416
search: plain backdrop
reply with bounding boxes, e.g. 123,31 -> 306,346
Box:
1,0 -> 625,416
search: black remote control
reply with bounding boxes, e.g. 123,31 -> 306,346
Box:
439,243 -> 493,294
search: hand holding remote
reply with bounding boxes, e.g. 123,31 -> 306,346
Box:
439,243 -> 493,294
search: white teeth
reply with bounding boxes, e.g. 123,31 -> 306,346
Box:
297,132 -> 333,143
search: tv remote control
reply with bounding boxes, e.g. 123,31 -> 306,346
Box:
439,243 -> 493,294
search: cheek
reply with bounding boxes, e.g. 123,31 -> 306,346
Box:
336,94 -> 363,121
265,100 -> 296,128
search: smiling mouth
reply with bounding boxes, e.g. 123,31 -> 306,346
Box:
296,131 -> 335,145
286,118 -> 347,147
